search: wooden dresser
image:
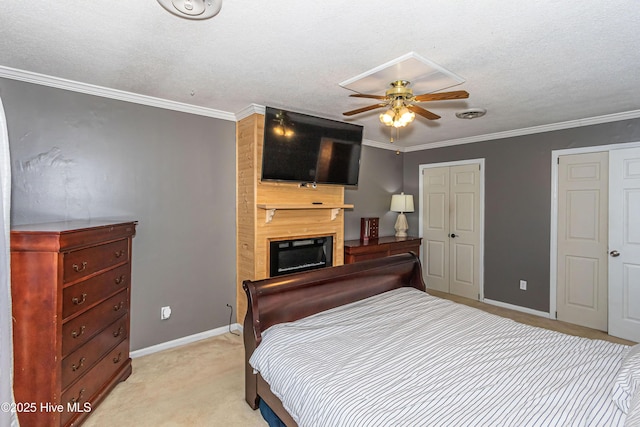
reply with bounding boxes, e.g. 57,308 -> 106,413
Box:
10,220 -> 137,427
344,236 -> 422,264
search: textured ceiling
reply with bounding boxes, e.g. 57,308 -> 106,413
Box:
1,1 -> 639,149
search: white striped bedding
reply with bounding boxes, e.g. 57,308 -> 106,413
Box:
249,287 -> 633,427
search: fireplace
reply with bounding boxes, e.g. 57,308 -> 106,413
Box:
269,236 -> 333,277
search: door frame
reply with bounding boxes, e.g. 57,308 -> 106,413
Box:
418,158 -> 485,300
549,141 -> 640,320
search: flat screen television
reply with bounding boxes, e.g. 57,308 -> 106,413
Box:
261,106 -> 364,186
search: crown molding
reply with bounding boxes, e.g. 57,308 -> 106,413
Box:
0,66 -> 236,121
362,138 -> 405,152
235,104 -> 265,120
404,109 -> 640,152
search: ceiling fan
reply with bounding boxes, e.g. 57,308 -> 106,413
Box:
343,80 -> 469,128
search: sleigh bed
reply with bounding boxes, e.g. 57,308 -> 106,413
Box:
242,253 -> 640,427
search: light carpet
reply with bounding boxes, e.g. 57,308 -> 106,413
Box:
84,332 -> 266,427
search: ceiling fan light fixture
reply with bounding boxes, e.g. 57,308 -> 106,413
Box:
345,79 -> 469,129
380,109 -> 396,126
157,0 -> 223,20
398,107 -> 415,124
380,104 -> 416,128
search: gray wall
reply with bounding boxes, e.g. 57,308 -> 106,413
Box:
403,118 -> 640,312
344,146 -> 404,240
1,78 -> 236,351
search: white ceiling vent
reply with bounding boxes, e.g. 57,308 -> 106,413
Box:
157,0 -> 222,20
456,108 -> 487,119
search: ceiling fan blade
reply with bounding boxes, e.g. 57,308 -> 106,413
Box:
343,103 -> 386,116
408,104 -> 441,120
414,90 -> 469,102
349,93 -> 388,100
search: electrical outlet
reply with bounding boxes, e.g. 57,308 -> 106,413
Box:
161,306 -> 172,320
519,280 -> 527,291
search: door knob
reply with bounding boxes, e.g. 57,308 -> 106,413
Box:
449,233 -> 457,238
609,250 -> 620,257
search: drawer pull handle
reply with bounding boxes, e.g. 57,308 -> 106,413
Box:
72,293 -> 87,305
114,250 -> 125,258
113,352 -> 122,364
70,388 -> 85,404
71,326 -> 86,339
71,357 -> 86,372
113,326 -> 124,338
73,262 -> 87,272
113,301 -> 125,311
114,275 -> 126,285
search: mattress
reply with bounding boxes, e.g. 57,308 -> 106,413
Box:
249,287 -> 633,427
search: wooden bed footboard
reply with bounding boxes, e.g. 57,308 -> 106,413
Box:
242,252 -> 425,412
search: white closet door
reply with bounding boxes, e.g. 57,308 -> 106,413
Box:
448,164 -> 481,300
422,164 -> 480,300
609,147 -> 640,342
556,152 -> 608,331
422,167 -> 450,293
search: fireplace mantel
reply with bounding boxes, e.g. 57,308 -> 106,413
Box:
257,203 -> 354,223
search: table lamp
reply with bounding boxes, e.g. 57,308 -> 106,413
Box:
390,192 -> 414,237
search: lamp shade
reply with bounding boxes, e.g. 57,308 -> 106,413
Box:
390,192 -> 414,213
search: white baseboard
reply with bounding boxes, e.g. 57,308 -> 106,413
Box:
483,298 -> 550,319
130,323 -> 243,358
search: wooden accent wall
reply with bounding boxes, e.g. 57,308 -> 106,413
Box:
236,113 -> 347,322
237,114 -> 258,325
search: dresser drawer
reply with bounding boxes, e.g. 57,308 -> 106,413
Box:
388,241 -> 420,255
62,264 -> 130,320
62,289 -> 128,357
60,338 -> 130,426
61,315 -> 129,390
63,239 -> 129,283
349,251 -> 388,263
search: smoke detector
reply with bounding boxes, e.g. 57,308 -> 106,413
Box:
157,0 -> 222,20
456,108 -> 487,119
